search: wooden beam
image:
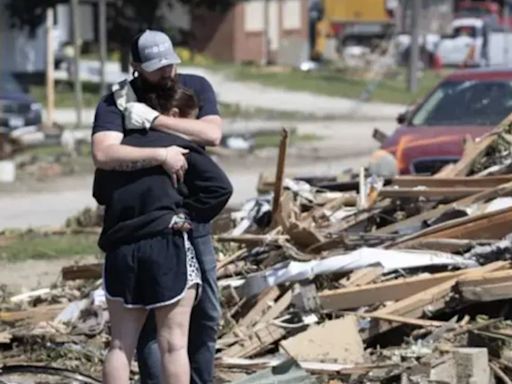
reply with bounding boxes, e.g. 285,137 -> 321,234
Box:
460,282 -> 512,302
222,323 -> 287,358
434,111 -> 512,177
391,176 -> 512,189
380,187 -> 485,199
320,270 -> 471,312
215,234 -> 289,245
61,263 -> 102,281
376,181 -> 512,236
344,311 -> 447,327
258,289 -> 292,325
393,206 -> 512,248
363,262 -> 508,338
338,266 -> 384,287
237,287 -> 281,329
272,129 -> 289,225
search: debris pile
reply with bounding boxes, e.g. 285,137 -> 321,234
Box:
3,119 -> 512,383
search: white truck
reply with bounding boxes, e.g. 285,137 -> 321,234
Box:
436,17 -> 512,67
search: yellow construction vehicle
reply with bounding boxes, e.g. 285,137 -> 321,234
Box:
313,0 -> 396,58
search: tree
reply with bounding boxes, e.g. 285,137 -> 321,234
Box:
4,0 -> 239,70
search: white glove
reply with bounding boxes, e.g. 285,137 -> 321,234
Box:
124,102 -> 160,130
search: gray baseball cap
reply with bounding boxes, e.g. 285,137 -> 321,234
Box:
131,30 -> 181,72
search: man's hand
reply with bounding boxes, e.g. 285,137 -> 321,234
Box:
125,102 -> 160,130
161,146 -> 189,186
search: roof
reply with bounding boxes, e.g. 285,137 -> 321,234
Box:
445,67 -> 512,81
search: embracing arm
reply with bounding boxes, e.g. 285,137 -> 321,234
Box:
152,115 -> 222,147
92,131 -> 166,170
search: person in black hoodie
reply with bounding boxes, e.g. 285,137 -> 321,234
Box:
95,86 -> 232,384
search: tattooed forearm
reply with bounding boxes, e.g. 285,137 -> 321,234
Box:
112,159 -> 161,171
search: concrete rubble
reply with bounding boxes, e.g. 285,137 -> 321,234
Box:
3,117 -> 512,383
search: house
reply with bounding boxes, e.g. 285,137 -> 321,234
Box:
0,0 -> 96,73
191,0 -> 310,65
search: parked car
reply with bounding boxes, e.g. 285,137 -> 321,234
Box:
0,72 -> 42,133
380,68 -> 512,175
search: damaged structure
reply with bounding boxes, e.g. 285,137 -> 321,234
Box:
4,117 -> 512,383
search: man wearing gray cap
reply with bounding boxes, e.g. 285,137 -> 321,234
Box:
92,30 -> 223,384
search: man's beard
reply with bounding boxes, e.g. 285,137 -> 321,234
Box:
137,75 -> 177,115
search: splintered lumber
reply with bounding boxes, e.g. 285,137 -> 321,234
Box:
258,289 -> 292,324
393,206 -> 512,249
272,128 -> 289,223
280,316 -> 364,364
345,311 -> 447,328
237,287 -> 281,329
0,303 -> 67,326
0,331 -> 12,344
435,112 -> 512,178
391,175 -> 512,189
222,323 -> 287,358
458,269 -> 512,302
377,181 -> 512,236
62,263 -> 103,281
403,238 -> 487,253
215,234 -> 289,245
338,266 -> 384,287
363,262 -> 509,338
320,269 -> 472,311
380,187 -> 486,199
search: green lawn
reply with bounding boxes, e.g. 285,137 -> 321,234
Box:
30,82 -> 102,109
0,232 -> 99,262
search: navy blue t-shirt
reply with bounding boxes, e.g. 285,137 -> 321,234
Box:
92,73 -> 219,135
92,73 -> 220,238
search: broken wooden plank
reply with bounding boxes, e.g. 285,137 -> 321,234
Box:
320,269 -> 473,312
0,303 -> 67,326
393,206 -> 512,249
376,181 -> 512,236
237,287 -> 281,329
215,234 -> 290,245
344,311 -> 447,327
435,112 -> 511,177
280,316 -> 364,364
338,266 -> 384,287
391,176 -> 512,189
402,238 -> 493,253
0,331 -> 12,344
380,187 -> 486,199
258,289 -> 293,325
460,282 -> 512,302
364,262 -> 508,339
272,128 -> 289,224
61,263 -> 102,281
222,323 -> 287,358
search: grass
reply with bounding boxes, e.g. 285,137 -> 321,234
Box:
0,232 -> 99,262
225,64 -> 445,105
30,82 -> 102,109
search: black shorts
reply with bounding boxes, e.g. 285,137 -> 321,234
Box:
103,231 -> 199,309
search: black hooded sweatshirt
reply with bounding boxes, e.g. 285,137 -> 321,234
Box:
93,130 -> 232,252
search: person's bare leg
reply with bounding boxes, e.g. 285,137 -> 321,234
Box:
155,288 -> 197,384
103,299 -> 147,384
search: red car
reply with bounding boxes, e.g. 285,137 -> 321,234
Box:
381,68 -> 512,175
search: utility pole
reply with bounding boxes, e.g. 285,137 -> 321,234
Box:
407,0 -> 420,93
70,0 -> 83,130
504,0 -> 510,66
98,0 -> 108,95
45,7 -> 55,128
261,0 -> 270,66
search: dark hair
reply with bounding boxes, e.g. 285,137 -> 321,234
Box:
171,87 -> 198,118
